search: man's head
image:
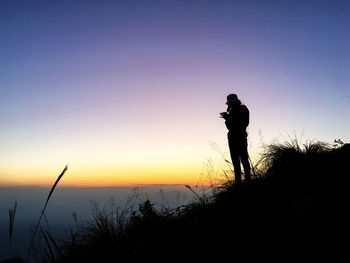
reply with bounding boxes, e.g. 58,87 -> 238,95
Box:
226,94 -> 241,106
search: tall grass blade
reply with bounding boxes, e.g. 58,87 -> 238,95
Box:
41,229 -> 55,262
185,185 -> 201,199
44,230 -> 63,259
8,201 -> 18,257
26,165 -> 68,262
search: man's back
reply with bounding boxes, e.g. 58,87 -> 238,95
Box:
225,104 -> 249,138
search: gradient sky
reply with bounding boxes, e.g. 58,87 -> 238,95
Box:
1,0 -> 349,186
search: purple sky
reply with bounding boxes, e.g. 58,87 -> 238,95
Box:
1,0 -> 349,185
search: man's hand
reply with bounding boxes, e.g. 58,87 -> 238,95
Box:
220,112 -> 228,119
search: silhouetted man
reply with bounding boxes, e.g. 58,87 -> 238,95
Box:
220,94 -> 251,183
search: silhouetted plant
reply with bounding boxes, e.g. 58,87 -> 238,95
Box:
26,165 -> 68,262
8,201 -> 18,257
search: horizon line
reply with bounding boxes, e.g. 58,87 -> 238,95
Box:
0,183 -> 206,188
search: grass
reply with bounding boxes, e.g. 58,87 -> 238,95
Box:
3,166 -> 68,263
8,202 -> 18,258
25,165 -> 68,263
36,140 -> 349,262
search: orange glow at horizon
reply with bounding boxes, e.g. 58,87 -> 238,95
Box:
1,131 -> 231,187
0,167 -> 201,187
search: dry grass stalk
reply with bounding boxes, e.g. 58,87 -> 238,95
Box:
26,165 -> 68,262
8,201 -> 18,257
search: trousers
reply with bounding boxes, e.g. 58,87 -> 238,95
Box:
228,135 -> 251,182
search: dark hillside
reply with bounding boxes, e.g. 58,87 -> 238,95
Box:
50,142 -> 350,262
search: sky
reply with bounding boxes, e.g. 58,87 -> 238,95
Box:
1,0 -> 349,186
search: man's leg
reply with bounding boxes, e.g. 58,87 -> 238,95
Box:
240,138 -> 251,182
229,139 -> 242,183
232,156 -> 242,183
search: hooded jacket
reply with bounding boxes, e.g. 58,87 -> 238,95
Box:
225,104 -> 249,139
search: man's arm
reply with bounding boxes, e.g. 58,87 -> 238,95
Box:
220,112 -> 228,119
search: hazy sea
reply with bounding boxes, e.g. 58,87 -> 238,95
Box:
0,185 -> 193,261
